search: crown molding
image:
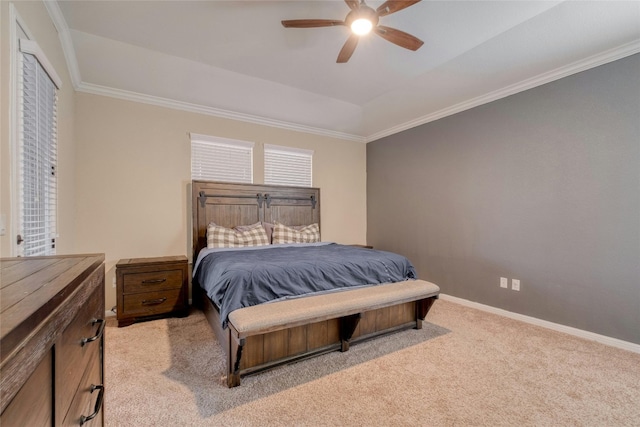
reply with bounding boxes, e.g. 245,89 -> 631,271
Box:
42,0 -> 638,145
440,294 -> 640,354
44,0 -> 82,89
77,82 -> 367,143
44,0 -> 365,143
366,39 -> 640,143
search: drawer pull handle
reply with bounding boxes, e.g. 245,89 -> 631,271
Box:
142,278 -> 167,284
80,384 -> 104,425
81,319 -> 105,347
142,297 -> 167,306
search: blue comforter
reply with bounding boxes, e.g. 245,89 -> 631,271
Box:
193,243 -> 417,328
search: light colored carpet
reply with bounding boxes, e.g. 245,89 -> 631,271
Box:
104,300 -> 640,426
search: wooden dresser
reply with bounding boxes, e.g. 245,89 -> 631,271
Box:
0,254 -> 105,426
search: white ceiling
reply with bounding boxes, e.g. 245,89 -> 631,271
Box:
54,1 -> 640,142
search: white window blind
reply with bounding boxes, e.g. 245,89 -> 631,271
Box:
190,133 -> 254,183
17,42 -> 59,257
264,144 -> 313,187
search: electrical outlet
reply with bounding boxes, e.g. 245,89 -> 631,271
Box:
112,277 -> 116,288
500,277 -> 508,288
512,279 -> 520,291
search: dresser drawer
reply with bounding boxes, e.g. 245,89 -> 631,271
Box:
122,288 -> 184,316
122,269 -> 183,294
56,283 -> 104,419
62,351 -> 103,426
0,350 -> 52,426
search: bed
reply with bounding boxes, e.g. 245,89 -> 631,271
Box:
191,180 -> 439,386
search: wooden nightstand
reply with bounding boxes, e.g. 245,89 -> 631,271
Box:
116,256 -> 188,327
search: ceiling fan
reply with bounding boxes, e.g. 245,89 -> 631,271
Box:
282,0 -> 424,63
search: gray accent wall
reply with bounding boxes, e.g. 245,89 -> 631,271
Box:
367,54 -> 640,344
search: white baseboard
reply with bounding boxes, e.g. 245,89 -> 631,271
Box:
439,294 -> 640,354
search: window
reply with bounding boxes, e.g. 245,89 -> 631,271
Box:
16,39 -> 61,256
190,133 -> 253,183
264,144 -> 313,187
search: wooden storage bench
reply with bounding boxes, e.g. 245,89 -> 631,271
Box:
225,279 -> 440,387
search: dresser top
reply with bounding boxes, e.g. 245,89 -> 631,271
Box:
0,254 -> 105,359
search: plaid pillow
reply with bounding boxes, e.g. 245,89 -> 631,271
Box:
207,222 -> 270,248
235,222 -> 274,244
272,222 -> 320,244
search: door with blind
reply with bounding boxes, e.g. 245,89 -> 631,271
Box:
16,39 -> 61,256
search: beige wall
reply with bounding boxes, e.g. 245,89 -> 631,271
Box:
0,0 -> 367,311
0,1 -> 77,257
74,93 -> 367,310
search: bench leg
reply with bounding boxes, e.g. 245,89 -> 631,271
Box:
340,313 -> 362,352
415,296 -> 438,329
228,337 -> 245,387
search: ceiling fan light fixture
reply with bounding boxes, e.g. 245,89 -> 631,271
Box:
351,18 -> 372,35
281,0 -> 424,63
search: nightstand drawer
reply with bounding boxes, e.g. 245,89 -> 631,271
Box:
123,269 -> 183,294
122,288 -> 184,316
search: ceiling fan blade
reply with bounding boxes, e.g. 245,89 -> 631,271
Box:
374,25 -> 424,51
282,19 -> 345,28
344,0 -> 360,10
337,34 -> 359,63
376,0 -> 421,17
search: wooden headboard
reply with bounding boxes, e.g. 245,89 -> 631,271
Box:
192,180 -> 321,259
